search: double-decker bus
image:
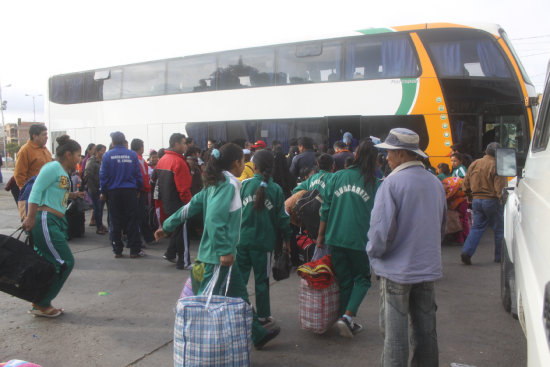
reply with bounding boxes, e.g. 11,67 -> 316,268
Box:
46,22 -> 538,166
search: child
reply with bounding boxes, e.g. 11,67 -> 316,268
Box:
317,139 -> 380,338
237,150 -> 292,328
292,154 -> 335,200
437,162 -> 451,181
155,143 -> 280,349
451,153 -> 468,178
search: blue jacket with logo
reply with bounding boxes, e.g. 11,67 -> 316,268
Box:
99,145 -> 143,194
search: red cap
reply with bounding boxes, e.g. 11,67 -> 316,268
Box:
252,140 -> 267,149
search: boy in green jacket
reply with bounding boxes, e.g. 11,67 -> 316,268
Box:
317,139 -> 380,338
292,153 -> 335,199
155,143 -> 280,349
237,150 -> 292,328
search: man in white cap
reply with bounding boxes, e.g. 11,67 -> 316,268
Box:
367,128 -> 446,367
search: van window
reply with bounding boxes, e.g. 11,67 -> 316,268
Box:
532,78 -> 550,152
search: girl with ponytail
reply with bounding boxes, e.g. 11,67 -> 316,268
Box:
236,149 -> 292,328
317,138 -> 380,338
21,134 -> 83,318
155,143 -> 281,349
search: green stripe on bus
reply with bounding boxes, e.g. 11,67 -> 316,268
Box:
396,78 -> 418,115
356,28 -> 394,35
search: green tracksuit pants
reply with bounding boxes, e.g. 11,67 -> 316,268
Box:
236,246 -> 271,318
331,246 -> 371,316
31,211 -> 74,308
198,263 -> 268,345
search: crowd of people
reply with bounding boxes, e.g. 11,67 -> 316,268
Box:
6,123 -> 508,365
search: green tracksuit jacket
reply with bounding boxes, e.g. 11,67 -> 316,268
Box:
163,171 -> 242,264
291,170 -> 334,199
238,174 -> 292,251
320,166 -> 380,250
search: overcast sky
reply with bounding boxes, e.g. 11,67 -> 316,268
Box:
1,0 -> 549,124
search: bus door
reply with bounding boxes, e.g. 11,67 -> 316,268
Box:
327,116 -> 361,147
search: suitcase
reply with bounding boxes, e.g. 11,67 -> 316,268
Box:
0,229 -> 57,303
66,201 -> 86,239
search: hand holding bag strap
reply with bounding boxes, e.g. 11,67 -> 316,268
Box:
204,265 -> 233,309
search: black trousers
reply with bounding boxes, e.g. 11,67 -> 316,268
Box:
107,188 -> 141,255
137,193 -> 155,243
164,221 -> 191,267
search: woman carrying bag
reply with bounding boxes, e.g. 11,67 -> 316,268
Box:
21,135 -> 84,318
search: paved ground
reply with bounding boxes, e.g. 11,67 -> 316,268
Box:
0,168 -> 527,366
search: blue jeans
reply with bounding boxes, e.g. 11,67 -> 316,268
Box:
461,198 -> 503,260
379,278 -> 438,367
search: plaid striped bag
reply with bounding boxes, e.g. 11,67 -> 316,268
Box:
174,266 -> 253,367
299,278 -> 340,334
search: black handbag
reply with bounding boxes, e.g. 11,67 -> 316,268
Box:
0,228 -> 57,303
272,249 -> 291,281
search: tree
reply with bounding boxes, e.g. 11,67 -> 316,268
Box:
6,142 -> 21,156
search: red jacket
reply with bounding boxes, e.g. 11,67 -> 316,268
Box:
138,155 -> 152,193
155,150 -> 192,216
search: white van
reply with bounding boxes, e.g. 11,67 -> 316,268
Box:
498,67 -> 550,366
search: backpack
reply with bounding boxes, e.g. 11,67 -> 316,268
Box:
293,189 -> 323,238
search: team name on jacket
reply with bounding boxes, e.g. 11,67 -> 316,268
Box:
242,195 -> 274,210
109,154 -> 133,163
334,184 -> 370,202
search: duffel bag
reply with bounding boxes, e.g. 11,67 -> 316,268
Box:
299,278 -> 340,334
0,228 -> 57,303
272,249 -> 291,281
174,266 -> 253,367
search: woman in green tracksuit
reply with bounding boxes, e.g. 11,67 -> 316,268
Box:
317,139 -> 380,338
237,150 -> 292,328
292,153 -> 335,199
21,135 -> 85,318
154,143 -> 280,349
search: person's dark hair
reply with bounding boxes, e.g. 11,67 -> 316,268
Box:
85,143 -> 96,156
485,142 -> 501,157
421,156 -> 435,171
344,156 -> 354,169
450,152 -> 465,163
150,150 -> 158,156
29,124 -> 47,139
289,138 -> 298,147
158,148 -> 166,159
334,141 -> 346,150
272,150 -> 296,198
169,133 -> 186,148
130,138 -> 144,152
317,153 -> 334,172
185,137 -> 194,145
55,135 -> 81,159
252,150 -> 274,211
185,146 -> 201,157
299,166 -> 315,181
204,143 -> 243,187
298,137 -> 314,150
94,144 -> 106,155
271,140 -> 282,149
437,162 -> 451,175
353,139 -> 378,188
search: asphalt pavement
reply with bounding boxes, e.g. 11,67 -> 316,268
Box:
0,169 -> 527,367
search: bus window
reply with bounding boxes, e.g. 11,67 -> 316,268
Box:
103,68 -> 122,100
167,55 -> 216,93
482,115 -> 526,153
277,41 -> 342,84
421,30 -> 512,79
345,35 -> 420,80
122,61 -> 166,98
217,49 -> 275,89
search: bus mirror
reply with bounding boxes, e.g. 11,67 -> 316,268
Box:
528,96 -> 540,106
496,148 -> 517,177
94,70 -> 111,81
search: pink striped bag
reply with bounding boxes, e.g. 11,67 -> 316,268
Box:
299,278 -> 340,334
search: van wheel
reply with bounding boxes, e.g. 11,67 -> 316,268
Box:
500,241 -> 514,315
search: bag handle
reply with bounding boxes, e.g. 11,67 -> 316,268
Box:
204,265 -> 232,309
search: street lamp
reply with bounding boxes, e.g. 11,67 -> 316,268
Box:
25,93 -> 42,122
0,83 -> 12,163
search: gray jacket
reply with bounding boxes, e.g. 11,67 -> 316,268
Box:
85,156 -> 101,195
366,162 -> 446,284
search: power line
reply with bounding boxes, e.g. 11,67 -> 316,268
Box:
512,34 -> 550,40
